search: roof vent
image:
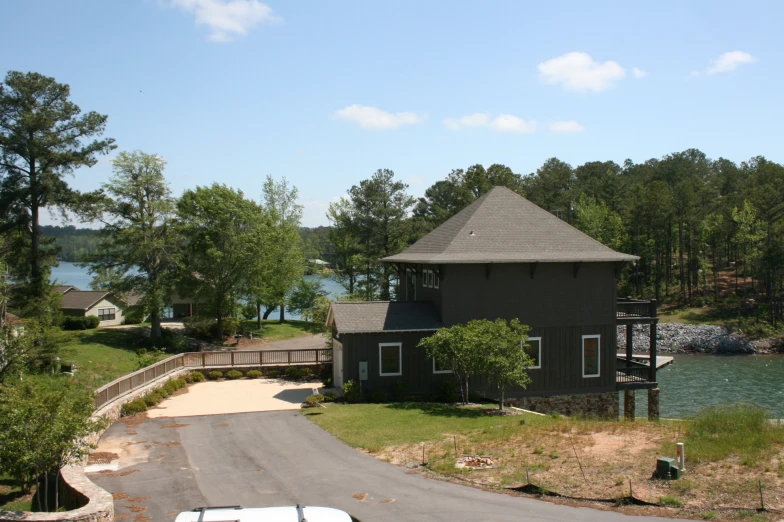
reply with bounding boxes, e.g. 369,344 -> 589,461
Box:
469,231 -> 476,237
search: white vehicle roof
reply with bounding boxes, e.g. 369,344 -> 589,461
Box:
174,505 -> 354,522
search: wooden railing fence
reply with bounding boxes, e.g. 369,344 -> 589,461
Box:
93,348 -> 332,409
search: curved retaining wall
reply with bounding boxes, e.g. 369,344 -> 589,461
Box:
0,368 -> 191,522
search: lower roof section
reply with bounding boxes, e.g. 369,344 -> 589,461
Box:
327,301 -> 442,334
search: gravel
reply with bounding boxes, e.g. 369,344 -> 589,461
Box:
615,323 -> 766,354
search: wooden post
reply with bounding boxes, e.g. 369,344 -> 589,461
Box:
626,325 -> 633,362
649,321 -> 657,383
259,351 -> 263,366
202,352 -> 206,368
231,351 -> 235,366
288,351 -> 291,364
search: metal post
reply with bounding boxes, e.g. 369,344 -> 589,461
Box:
649,321 -> 657,383
626,325 -> 633,362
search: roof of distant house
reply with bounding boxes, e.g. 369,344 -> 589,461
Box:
61,290 -> 117,311
308,259 -> 330,265
383,186 -> 638,264
55,285 -> 79,294
327,301 -> 442,334
121,292 -> 143,306
4,312 -> 22,325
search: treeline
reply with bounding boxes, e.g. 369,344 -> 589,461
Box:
328,151 -> 784,321
41,226 -> 100,262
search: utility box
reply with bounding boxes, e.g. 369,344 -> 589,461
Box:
656,457 -> 681,480
358,361 -> 368,381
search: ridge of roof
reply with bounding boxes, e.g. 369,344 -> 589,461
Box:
383,186 -> 638,264
60,290 -> 114,311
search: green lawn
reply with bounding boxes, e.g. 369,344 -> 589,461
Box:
0,474 -> 32,512
59,329 -> 144,389
240,319 -> 323,342
657,306 -> 730,325
304,403 -> 552,452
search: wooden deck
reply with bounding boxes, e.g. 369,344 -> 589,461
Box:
616,353 -> 673,369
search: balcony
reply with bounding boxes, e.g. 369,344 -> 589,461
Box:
617,298 -> 658,324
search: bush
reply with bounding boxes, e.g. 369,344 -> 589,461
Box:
246,370 -> 262,379
157,386 -> 171,398
62,315 -> 100,330
323,392 -> 338,403
439,379 -> 459,403
367,389 -> 386,403
208,370 -> 223,380
305,394 -> 324,407
191,371 -> 205,383
322,376 -> 333,388
182,373 -> 194,384
285,367 -> 303,380
209,317 -> 241,339
226,369 -> 244,380
121,399 -> 148,416
391,380 -> 409,402
152,329 -> 188,353
317,364 -> 331,380
123,308 -> 145,325
183,316 -> 215,338
265,368 -> 280,378
144,392 -> 163,407
242,303 -> 258,321
342,380 -> 361,403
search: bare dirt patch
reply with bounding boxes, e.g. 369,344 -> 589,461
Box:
154,441 -> 182,447
88,451 -> 119,465
128,505 -> 147,513
99,468 -> 141,478
379,498 -> 395,504
160,423 -> 190,429
352,493 -> 368,501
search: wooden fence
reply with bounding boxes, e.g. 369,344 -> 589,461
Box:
93,348 -> 332,409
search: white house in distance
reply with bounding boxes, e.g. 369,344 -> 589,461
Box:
60,290 -> 126,326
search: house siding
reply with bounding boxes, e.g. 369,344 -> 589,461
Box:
85,298 -> 125,327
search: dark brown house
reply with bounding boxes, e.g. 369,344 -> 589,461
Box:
327,187 -> 660,418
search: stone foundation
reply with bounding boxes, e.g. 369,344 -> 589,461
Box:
623,390 -> 636,420
648,387 -> 660,421
509,391 -> 619,419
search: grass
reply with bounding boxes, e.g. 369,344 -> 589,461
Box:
304,402 -> 553,452
658,306 -> 731,326
686,403 -> 784,465
58,328 -> 144,389
240,319 -> 323,342
0,474 -> 32,512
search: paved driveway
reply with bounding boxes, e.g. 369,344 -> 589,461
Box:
88,410 -> 674,522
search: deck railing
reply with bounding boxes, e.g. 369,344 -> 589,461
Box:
616,365 -> 652,384
617,298 -> 657,319
93,348 -> 332,409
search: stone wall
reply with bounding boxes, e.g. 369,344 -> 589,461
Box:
509,391 -> 619,419
0,368 -> 192,522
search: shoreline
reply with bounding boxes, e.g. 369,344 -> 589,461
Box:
616,322 -> 783,355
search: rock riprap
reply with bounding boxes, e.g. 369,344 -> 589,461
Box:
616,323 -> 758,354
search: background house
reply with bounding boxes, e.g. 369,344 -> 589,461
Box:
61,290 -> 126,326
328,187 -> 659,418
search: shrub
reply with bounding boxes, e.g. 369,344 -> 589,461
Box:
209,317 -> 241,338
144,392 -> 163,407
265,368 -> 280,378
208,370 -> 223,380
62,315 -> 100,330
241,303 -> 258,321
285,367 -> 303,380
305,394 -> 324,407
439,379 -> 459,403
182,373 -> 194,384
317,364 -> 331,380
152,329 -> 188,353
191,371 -> 205,383
183,316 -> 215,338
323,392 -> 338,403
157,386 -> 171,398
121,399 -> 148,416
246,370 -> 262,379
391,380 -> 409,402
367,389 -> 386,403
659,496 -> 682,508
226,369 -> 244,380
322,376 -> 333,388
342,380 -> 361,403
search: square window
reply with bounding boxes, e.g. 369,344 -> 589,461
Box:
523,337 -> 541,369
433,358 -> 452,374
98,308 -> 116,321
379,343 -> 402,376
582,335 -> 600,378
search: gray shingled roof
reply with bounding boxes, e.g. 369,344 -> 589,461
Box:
328,301 -> 442,334
384,186 -> 638,264
55,285 -> 78,294
61,291 -> 115,311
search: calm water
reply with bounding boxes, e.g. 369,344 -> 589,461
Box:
633,354 -> 784,419
50,262 -> 347,321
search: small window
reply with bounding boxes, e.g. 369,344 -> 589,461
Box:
434,270 -> 439,289
406,268 -> 416,300
379,342 -> 402,376
582,335 -> 600,378
433,358 -> 452,374
98,308 -> 116,321
523,337 -> 542,369
421,267 -> 428,288
427,269 -> 434,288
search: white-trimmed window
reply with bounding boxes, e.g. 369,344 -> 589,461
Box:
433,358 -> 452,374
422,267 -> 428,288
379,342 -> 402,376
427,269 -> 434,288
582,335 -> 601,378
97,308 -> 116,321
434,269 -> 440,289
523,336 -> 542,369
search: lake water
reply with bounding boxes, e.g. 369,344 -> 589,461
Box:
50,262 -> 347,321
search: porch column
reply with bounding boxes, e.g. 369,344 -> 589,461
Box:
648,388 -> 660,421
649,321 -> 658,383
623,390 -> 635,421
626,325 -> 634,362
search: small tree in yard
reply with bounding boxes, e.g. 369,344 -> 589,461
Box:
419,318 -> 533,409
0,376 -> 106,511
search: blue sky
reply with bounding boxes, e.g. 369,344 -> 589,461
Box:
2,1 -> 782,227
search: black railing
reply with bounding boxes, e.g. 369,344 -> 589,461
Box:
617,298 -> 657,319
616,366 -> 651,384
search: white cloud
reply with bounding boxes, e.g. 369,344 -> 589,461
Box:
538,52 -> 626,93
334,104 -> 426,130
548,121 -> 585,134
443,113 -> 489,131
443,113 -> 536,134
706,51 -> 758,75
171,0 -> 281,42
632,67 -> 649,79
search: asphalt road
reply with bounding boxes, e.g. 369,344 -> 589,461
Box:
88,411 -> 676,522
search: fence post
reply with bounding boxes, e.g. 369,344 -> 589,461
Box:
288,351 -> 291,364
259,351 -> 263,366
202,352 -> 206,368
231,351 -> 235,366
316,350 -> 320,363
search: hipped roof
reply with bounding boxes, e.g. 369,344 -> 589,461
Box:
327,301 -> 442,334
383,186 -> 638,264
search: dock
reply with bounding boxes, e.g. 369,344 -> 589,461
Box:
616,353 -> 674,369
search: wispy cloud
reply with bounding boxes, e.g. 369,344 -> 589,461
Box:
706,51 -> 758,75
632,67 -> 649,79
334,104 -> 427,130
443,113 -> 536,134
170,0 -> 282,42
538,52 -> 626,93
548,121 -> 585,134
